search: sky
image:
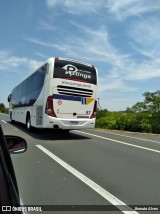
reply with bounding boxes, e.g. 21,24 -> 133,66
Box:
1,0 -> 160,111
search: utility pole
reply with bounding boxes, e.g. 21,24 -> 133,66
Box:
97,98 -> 102,110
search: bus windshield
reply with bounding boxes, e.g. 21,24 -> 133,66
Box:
53,59 -> 97,85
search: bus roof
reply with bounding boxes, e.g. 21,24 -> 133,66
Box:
52,57 -> 93,67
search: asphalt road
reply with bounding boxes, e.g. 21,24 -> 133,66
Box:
1,113 -> 160,214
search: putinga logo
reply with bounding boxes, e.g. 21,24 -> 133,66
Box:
62,64 -> 91,79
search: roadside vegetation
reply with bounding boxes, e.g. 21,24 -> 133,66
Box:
0,103 -> 9,114
1,90 -> 160,134
96,91 -> 160,134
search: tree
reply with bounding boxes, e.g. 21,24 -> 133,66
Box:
126,90 -> 160,114
125,90 -> 160,133
126,102 -> 147,113
0,103 -> 5,112
143,90 -> 160,114
0,103 -> 8,114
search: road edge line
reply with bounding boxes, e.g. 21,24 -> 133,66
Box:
74,131 -> 160,154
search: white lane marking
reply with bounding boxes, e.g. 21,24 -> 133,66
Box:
1,120 -> 7,123
94,129 -> 160,144
74,131 -> 160,154
36,145 -> 138,214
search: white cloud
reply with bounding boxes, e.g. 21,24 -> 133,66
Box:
25,24 -> 129,68
34,52 -> 49,59
47,0 -> 104,15
45,0 -> 160,85
106,0 -> 160,21
25,21 -> 160,92
25,37 -> 56,48
47,0 -> 59,7
129,17 -> 160,59
126,59 -> 160,80
99,76 -> 137,92
38,20 -> 55,31
125,16 -> 160,81
47,0 -> 160,20
56,23 -> 160,82
100,97 -> 137,111
0,51 -> 42,73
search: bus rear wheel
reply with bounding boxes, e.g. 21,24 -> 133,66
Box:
10,113 -> 15,123
26,114 -> 33,132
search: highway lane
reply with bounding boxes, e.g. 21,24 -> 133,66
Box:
1,113 -> 160,213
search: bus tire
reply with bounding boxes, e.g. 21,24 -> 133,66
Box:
26,114 -> 33,132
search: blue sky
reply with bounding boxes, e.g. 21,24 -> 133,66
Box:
1,0 -> 160,111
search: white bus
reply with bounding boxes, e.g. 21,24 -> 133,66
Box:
8,57 -> 98,132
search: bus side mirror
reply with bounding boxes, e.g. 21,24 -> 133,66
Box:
8,94 -> 12,102
5,136 -> 27,154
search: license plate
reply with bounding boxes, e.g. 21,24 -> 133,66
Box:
70,121 -> 78,125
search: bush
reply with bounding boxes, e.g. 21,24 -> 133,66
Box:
96,90 -> 160,133
0,103 -> 8,114
95,110 -> 159,133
